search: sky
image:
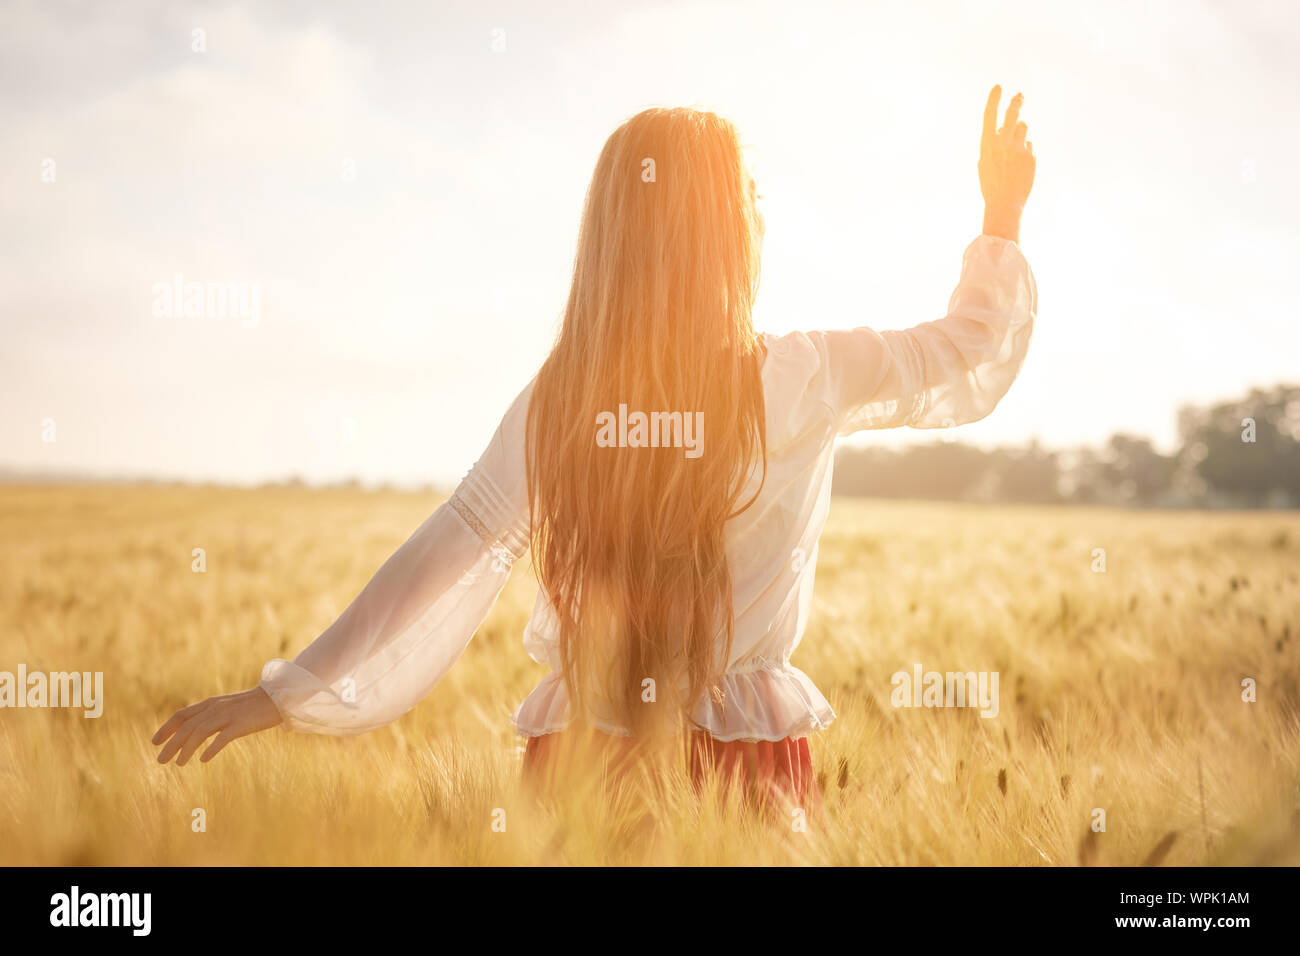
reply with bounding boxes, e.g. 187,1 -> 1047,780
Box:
2,0 -> 1297,488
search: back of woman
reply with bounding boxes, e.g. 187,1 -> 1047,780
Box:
154,91 -> 1038,815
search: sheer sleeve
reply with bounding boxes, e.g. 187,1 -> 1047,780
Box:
806,234 -> 1037,435
257,378 -> 534,734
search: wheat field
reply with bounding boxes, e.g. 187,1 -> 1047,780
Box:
0,483 -> 1296,866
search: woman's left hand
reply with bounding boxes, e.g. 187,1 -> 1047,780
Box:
979,85 -> 1036,242
153,686 -> 284,765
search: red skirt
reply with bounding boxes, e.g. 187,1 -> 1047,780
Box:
522,724 -> 820,811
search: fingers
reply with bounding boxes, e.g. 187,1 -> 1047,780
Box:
1001,92 -> 1023,139
156,714 -> 200,763
152,698 -> 214,745
155,724 -> 189,763
200,728 -> 237,763
1012,121 -> 1027,151
175,714 -> 224,766
981,85 -> 1001,160
156,708 -> 221,764
155,690 -> 276,766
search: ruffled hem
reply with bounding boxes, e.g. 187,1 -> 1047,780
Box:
510,665 -> 837,743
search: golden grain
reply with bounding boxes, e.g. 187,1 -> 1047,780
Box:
1,485 -> 1296,865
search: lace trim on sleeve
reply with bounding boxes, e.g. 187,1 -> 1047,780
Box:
448,463 -> 529,569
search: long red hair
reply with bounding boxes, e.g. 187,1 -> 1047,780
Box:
526,107 -> 767,740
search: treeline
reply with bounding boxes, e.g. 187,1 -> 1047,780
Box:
833,384 -> 1300,508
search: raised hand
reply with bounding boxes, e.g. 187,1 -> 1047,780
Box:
979,85 -> 1035,242
152,686 -> 283,765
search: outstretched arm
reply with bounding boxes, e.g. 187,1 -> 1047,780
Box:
153,379 -> 535,765
796,84 -> 1038,436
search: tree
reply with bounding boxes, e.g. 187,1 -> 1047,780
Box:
1179,385 -> 1300,506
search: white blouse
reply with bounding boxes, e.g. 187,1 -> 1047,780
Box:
260,234 -> 1037,742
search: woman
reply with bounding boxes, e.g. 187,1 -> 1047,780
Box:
154,86 -> 1037,811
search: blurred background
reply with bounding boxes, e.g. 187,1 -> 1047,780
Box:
2,0 -> 1297,503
